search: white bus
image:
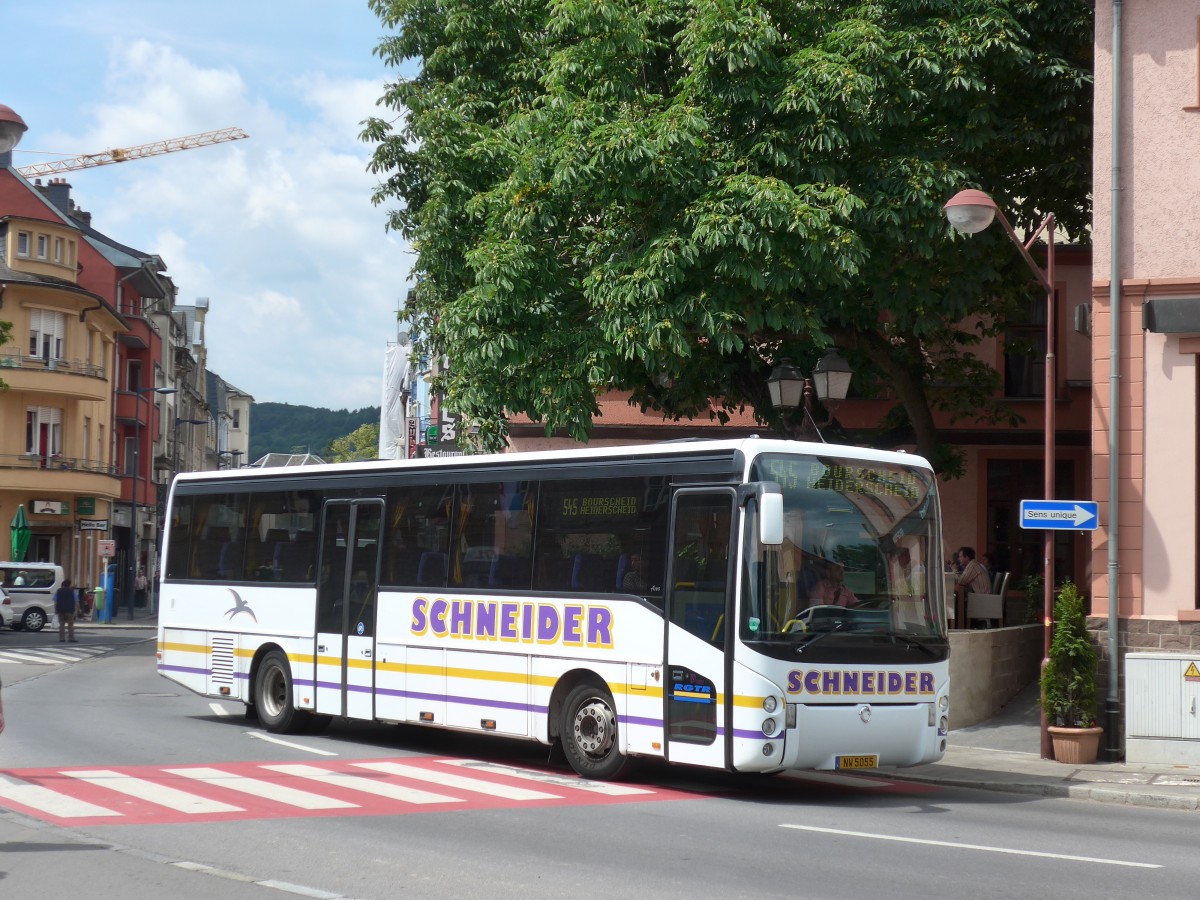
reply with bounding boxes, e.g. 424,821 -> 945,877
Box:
157,437 -> 949,779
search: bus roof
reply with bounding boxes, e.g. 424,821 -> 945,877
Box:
173,437 -> 933,488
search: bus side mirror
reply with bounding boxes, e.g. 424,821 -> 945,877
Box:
759,492 -> 783,546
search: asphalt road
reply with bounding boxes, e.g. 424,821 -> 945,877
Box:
0,634 -> 1196,899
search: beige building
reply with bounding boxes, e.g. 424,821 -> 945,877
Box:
0,209 -> 125,588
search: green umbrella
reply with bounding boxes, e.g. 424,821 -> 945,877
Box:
10,504 -> 30,562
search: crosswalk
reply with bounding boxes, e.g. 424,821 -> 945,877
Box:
0,644 -> 114,666
0,756 -> 699,826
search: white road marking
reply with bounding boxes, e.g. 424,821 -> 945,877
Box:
165,767 -> 359,810
209,702 -> 234,717
64,769 -> 243,814
0,772 -> 120,818
353,760 -> 561,800
246,731 -> 338,756
780,824 -> 1163,869
442,758 -> 654,795
263,763 -> 461,805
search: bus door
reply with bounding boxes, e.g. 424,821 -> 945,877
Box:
315,499 -> 383,721
664,488 -> 736,769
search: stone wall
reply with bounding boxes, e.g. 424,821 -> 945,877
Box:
949,624 -> 1043,729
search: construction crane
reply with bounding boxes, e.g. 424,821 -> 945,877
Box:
15,127 -> 249,178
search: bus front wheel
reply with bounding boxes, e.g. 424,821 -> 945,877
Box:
560,683 -> 630,780
254,650 -> 307,733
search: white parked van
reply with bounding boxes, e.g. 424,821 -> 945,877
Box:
0,562 -> 65,632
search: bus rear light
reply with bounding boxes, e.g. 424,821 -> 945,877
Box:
219,686 -> 231,696
420,711 -> 435,723
481,719 -> 496,731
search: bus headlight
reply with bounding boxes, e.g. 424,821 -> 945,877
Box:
939,695 -> 950,712
762,696 -> 778,714
762,718 -> 777,737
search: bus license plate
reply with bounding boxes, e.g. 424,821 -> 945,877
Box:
836,755 -> 879,769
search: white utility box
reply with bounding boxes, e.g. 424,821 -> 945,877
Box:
1125,652 -> 1200,765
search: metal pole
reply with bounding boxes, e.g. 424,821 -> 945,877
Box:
127,391 -> 141,620
1103,0 -> 1125,763
1041,218 -> 1057,760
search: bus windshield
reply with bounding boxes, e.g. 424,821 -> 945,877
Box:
741,453 -> 945,653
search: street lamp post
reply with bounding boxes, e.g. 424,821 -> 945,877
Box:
945,188 -> 1057,760
126,386 -> 176,620
767,350 -> 854,441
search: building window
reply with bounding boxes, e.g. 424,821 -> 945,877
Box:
232,409 -> 241,428
35,234 -> 48,259
16,231 -> 30,257
124,435 -> 137,476
53,237 -> 63,263
985,457 -> 1076,592
25,407 -> 63,459
28,309 -> 66,363
1003,295 -> 1049,398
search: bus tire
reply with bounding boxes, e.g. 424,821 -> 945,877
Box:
560,683 -> 629,780
254,650 -> 308,733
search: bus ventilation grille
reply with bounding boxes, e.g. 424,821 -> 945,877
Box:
210,636 -> 236,686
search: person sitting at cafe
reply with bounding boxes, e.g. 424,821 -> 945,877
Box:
954,546 -> 992,608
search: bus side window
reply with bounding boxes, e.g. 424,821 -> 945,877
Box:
384,484 -> 454,588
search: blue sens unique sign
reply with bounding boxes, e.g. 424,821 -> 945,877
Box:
786,669 -> 936,696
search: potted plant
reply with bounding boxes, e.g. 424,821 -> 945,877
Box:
1040,579 -> 1102,763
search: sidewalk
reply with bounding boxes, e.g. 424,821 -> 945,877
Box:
884,681 -> 1200,811
75,600 -> 158,631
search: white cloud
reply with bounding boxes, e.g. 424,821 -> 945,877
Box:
6,6 -> 408,409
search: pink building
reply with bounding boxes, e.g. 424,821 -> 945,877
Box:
1091,3 -> 1200,756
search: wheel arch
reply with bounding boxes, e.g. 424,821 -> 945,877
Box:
246,641 -> 289,710
546,668 -> 611,743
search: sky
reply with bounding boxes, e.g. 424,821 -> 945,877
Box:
4,1 -> 414,410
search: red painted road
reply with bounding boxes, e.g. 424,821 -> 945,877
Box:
0,757 -> 938,827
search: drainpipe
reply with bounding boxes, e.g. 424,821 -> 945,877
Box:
1103,0 -> 1123,761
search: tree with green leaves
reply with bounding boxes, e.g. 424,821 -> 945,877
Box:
328,423 -> 381,462
363,0 -> 1092,473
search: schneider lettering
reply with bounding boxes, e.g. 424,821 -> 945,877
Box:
411,597 -> 614,649
786,669 -> 936,696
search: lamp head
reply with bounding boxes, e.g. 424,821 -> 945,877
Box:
944,188 -> 997,235
0,105 -> 28,154
811,349 -> 853,403
767,358 -> 805,411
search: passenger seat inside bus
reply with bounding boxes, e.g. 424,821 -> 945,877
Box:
571,553 -> 614,592
416,551 -> 447,587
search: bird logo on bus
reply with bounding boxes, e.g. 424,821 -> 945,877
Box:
225,588 -> 258,623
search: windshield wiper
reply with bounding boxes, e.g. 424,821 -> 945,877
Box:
794,619 -> 852,655
885,633 -> 939,657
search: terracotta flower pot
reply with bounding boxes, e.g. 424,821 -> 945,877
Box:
1048,725 -> 1104,764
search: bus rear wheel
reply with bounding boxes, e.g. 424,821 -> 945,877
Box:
560,683 -> 630,780
254,650 -> 309,733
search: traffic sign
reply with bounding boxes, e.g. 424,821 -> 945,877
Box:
1019,500 -> 1099,530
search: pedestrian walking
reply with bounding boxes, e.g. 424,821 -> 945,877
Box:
133,569 -> 148,609
55,578 -> 78,643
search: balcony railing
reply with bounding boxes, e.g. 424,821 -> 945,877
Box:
0,452 -> 119,475
0,350 -> 106,379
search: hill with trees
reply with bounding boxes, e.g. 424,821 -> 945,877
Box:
249,402 -> 381,462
